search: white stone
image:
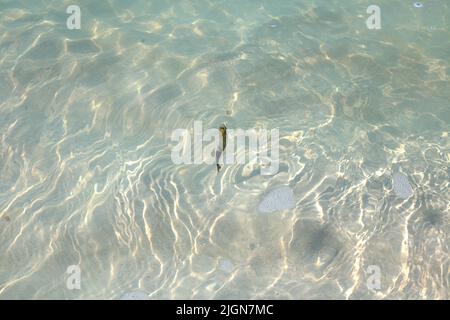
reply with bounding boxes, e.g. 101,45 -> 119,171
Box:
120,291 -> 149,300
393,172 -> 413,199
258,186 -> 295,213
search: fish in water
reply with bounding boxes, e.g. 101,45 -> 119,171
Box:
216,124 -> 227,172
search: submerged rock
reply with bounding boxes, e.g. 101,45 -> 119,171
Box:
257,186 -> 295,213
393,172 -> 414,199
120,291 -> 149,300
219,260 -> 234,273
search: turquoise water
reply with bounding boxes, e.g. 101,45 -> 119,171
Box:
0,0 -> 449,299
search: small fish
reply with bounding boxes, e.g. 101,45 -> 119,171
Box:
216,124 -> 227,172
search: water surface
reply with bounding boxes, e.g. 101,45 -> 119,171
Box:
0,0 -> 449,299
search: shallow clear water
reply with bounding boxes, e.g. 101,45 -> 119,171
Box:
0,0 -> 449,299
